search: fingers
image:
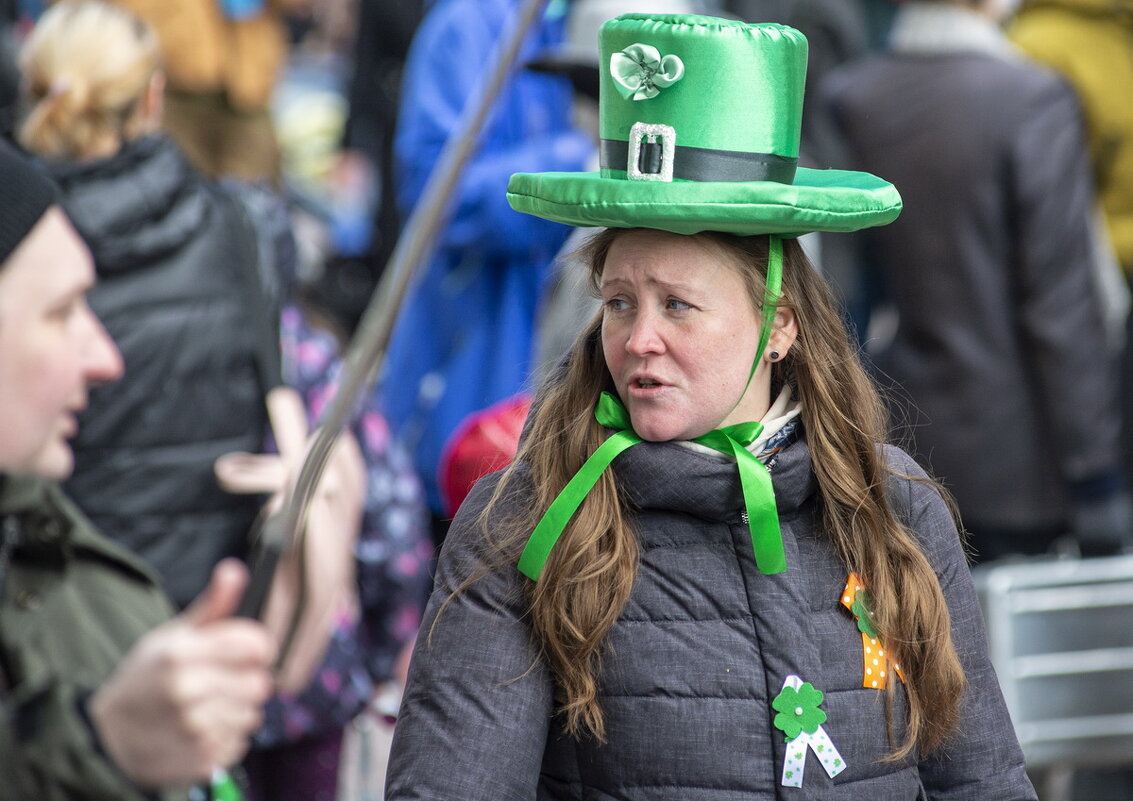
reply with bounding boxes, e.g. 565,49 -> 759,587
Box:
167,645 -> 276,774
147,685 -> 266,783
128,622 -> 276,719
151,624 -> 276,723
265,386 -> 309,462
171,662 -> 274,724
91,572 -> 280,790
90,629 -> 274,788
180,559 -> 251,628
175,621 -> 280,670
214,451 -> 289,494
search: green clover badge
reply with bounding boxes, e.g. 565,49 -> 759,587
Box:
771,681 -> 827,740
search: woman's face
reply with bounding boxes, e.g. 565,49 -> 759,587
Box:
600,229 -> 793,442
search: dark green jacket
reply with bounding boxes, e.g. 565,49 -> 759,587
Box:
0,474 -> 182,801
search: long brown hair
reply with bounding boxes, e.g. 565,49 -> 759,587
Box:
479,228 -> 965,758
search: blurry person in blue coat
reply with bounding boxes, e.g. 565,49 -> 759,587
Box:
379,0 -> 594,534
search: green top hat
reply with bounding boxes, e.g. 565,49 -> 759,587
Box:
507,13 -> 901,236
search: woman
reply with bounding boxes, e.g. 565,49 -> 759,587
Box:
386,14 -> 1036,800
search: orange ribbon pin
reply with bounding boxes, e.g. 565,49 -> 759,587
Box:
840,573 -> 903,689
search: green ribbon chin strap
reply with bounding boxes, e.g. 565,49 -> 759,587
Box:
752,235 -> 783,387
517,392 -> 787,581
692,421 -> 787,575
516,393 -> 642,580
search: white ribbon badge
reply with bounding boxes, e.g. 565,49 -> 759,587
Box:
778,675 -> 847,788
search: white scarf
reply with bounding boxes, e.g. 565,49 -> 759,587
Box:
889,2 -> 1022,60
680,384 -> 802,460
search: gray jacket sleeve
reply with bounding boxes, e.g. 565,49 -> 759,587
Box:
385,474 -> 554,801
884,449 -> 1037,800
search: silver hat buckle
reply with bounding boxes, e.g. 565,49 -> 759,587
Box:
627,122 -> 676,182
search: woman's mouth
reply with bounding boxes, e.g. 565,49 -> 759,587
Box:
629,377 -> 667,396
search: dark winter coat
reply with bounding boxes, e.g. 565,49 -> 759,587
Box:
382,0 -> 593,515
821,6 -> 1120,539
385,432 -> 1036,800
0,474 -> 180,801
50,135 -> 269,607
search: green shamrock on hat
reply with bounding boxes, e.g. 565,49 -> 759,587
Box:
771,682 -> 827,740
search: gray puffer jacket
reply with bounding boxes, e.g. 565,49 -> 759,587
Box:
386,432 -> 1036,800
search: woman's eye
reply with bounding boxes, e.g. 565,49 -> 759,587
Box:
605,297 -> 629,312
665,297 -> 692,312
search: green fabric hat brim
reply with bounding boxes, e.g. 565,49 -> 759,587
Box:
507,166 -> 902,236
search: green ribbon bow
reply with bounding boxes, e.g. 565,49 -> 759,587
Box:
611,43 -> 685,101
517,392 -> 786,580
516,236 -> 787,581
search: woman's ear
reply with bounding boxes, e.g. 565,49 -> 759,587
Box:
766,307 -> 798,360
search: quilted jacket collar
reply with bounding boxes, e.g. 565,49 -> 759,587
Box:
610,428 -> 816,524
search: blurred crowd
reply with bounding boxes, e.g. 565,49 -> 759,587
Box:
0,0 -> 1130,799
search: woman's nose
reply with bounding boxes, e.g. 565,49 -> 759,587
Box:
625,310 -> 665,356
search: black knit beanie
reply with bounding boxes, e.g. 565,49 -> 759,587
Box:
0,142 -> 58,268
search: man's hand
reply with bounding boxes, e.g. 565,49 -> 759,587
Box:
87,559 -> 277,789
